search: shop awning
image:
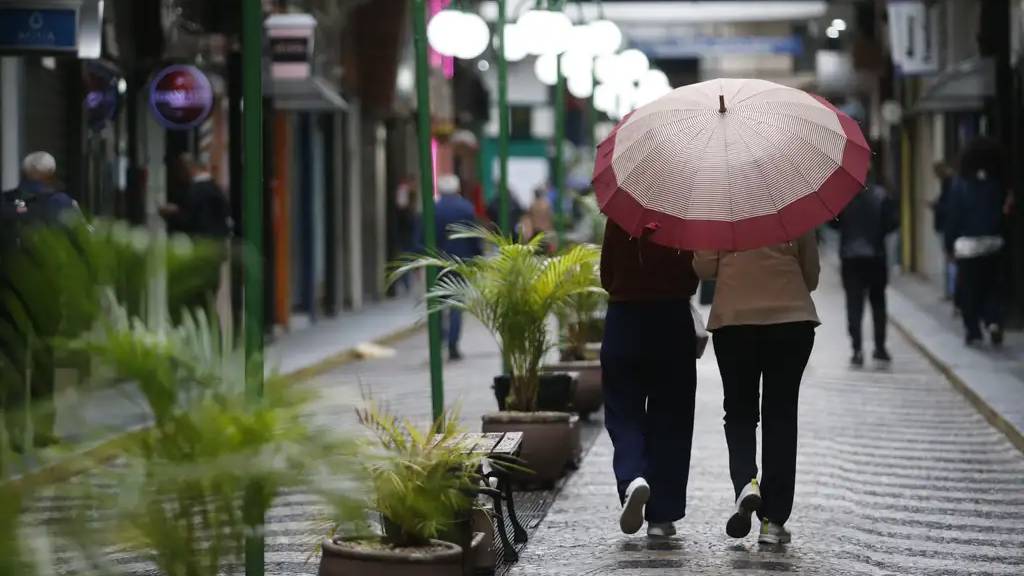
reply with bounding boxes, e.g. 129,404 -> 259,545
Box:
268,77 -> 348,112
911,58 -> 995,114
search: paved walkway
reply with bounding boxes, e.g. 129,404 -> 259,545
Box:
889,273 -> 1024,449
509,278 -> 1024,576
11,294 -> 422,479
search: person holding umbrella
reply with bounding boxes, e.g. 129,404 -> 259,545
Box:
592,79 -> 870,543
694,236 -> 820,545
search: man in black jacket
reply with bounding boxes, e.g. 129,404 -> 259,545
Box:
834,182 -> 899,366
159,154 -> 232,316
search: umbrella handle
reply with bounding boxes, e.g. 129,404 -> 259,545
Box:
719,95 -> 727,114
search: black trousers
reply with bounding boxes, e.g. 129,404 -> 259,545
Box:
841,257 -> 887,353
601,300 -> 697,523
2,342 -> 56,446
713,322 -> 815,525
957,253 -> 1003,340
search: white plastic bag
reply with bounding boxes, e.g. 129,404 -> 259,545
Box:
691,303 -> 710,359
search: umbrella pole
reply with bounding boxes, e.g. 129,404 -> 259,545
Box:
412,0 -> 445,422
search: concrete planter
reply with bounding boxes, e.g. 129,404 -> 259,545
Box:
481,411 -> 573,486
541,360 -> 603,419
319,538 -> 464,576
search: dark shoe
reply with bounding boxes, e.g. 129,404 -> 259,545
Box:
850,350 -> 864,367
448,349 -> 463,361
989,324 -> 1004,347
873,349 -> 892,363
726,479 -> 762,538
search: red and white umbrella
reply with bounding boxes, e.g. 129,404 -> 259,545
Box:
593,78 -> 870,251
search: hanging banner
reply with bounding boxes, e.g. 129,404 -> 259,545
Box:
149,65 -> 214,130
887,0 -> 939,75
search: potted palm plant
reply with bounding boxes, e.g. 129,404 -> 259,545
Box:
320,405 -> 488,576
393,225 -> 601,482
545,247 -> 606,420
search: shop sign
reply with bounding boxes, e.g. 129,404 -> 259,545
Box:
149,65 -> 214,130
0,6 -> 78,52
84,62 -> 119,130
887,0 -> 940,75
265,13 -> 316,81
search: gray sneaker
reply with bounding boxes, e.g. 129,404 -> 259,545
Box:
758,519 -> 791,545
726,479 -> 762,538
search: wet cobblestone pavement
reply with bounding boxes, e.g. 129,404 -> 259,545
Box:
509,285 -> 1024,576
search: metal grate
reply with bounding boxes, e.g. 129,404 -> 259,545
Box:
490,419 -> 605,576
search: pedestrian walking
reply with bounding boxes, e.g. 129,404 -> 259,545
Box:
832,178 -> 899,366
435,174 -> 482,361
944,138 -> 1008,346
932,161 -> 958,303
394,177 -> 419,294
525,186 -> 555,241
159,154 -> 232,315
694,233 -> 820,545
600,221 -> 699,539
0,152 -> 83,451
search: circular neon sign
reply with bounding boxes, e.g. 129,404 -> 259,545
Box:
149,65 -> 213,130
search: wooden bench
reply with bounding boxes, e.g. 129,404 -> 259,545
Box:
433,431 -> 527,563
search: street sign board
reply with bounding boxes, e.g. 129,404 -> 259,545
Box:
0,7 -> 78,52
887,0 -> 940,75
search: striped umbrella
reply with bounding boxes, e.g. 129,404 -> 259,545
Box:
593,78 -> 871,251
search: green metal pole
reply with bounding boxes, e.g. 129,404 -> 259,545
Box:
242,0 -> 265,574
413,0 -> 445,422
497,0 -> 511,234
554,53 -> 566,247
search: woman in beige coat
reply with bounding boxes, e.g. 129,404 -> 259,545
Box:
693,233 -> 820,546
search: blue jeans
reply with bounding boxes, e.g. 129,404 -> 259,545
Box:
442,309 -> 463,353
601,300 -> 697,523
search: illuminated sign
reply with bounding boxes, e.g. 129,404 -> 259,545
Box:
0,7 -> 77,52
149,65 -> 213,130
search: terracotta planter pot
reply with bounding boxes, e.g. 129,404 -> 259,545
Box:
481,411 -> 572,485
492,373 -> 575,412
471,507 -> 497,571
319,537 -> 463,576
541,361 -> 602,419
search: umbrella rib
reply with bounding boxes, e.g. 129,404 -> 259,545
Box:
739,103 -> 857,142
607,111 -> 713,184
738,112 -> 847,182
732,123 -> 792,241
612,112 -> 718,202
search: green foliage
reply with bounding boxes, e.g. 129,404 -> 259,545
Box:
0,219 -> 363,576
556,246 -> 605,360
391,224 -> 602,411
72,303 -> 364,576
355,405 -> 483,548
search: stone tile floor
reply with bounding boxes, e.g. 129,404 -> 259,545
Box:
508,283 -> 1024,576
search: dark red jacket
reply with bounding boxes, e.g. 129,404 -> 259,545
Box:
600,221 -> 698,302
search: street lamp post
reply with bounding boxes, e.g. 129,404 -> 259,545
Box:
497,0 -> 511,234
241,0 -> 265,575
413,0 -> 446,422
554,53 -> 566,246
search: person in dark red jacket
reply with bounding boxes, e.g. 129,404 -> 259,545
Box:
600,220 -> 699,538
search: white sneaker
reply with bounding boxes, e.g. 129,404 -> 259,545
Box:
620,477 -> 650,534
647,522 -> 676,538
758,519 -> 792,545
726,479 -> 763,538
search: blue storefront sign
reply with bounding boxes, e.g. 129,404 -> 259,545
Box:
633,36 -> 804,60
0,7 -> 78,52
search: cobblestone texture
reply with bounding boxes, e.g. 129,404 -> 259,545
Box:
508,283 -> 1024,576
26,279 -> 1024,575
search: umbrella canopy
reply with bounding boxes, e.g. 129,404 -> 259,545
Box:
593,78 -> 870,251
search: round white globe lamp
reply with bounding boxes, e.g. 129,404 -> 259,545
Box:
568,73 -> 594,99
534,53 -> 559,86
453,12 -> 491,60
427,10 -> 464,57
587,19 -> 623,56
618,49 -> 650,82
502,23 -> 529,62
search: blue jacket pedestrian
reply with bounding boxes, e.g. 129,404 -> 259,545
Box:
434,174 -> 481,360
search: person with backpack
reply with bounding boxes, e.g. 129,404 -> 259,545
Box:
0,152 -> 82,451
